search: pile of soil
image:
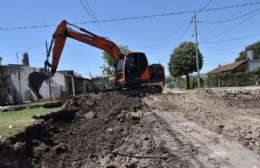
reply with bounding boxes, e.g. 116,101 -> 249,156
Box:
0,92 -> 191,168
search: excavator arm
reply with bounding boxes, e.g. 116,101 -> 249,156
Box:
47,20 -> 121,75
28,20 -> 122,99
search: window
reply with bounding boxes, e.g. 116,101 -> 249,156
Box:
116,58 -> 124,79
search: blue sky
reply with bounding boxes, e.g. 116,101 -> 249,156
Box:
1,0 -> 260,77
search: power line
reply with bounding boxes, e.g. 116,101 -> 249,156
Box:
207,9 -> 260,39
198,0 -> 213,14
198,8 -> 260,23
0,24 -> 57,30
201,33 -> 260,44
79,0 -> 106,36
160,0 -> 214,63
76,1 -> 260,23
199,1 -> 260,12
203,0 -> 254,41
177,18 -> 194,44
1,1 -> 260,31
2,43 -> 45,57
178,1 -> 212,44
97,1 -> 260,23
159,16 -> 193,63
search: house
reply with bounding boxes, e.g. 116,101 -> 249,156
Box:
210,49 -> 260,74
208,50 -> 260,87
1,53 -> 93,104
3,65 -> 92,104
90,77 -> 111,92
210,60 -> 248,74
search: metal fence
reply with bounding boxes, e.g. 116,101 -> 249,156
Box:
207,72 -> 260,88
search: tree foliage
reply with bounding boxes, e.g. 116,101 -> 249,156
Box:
235,41 -> 260,61
100,45 -> 130,76
168,41 -> 203,89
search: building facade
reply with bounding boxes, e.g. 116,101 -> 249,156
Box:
3,65 -> 91,104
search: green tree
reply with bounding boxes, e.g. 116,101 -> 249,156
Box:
168,41 -> 203,89
100,45 -> 130,76
235,41 -> 260,61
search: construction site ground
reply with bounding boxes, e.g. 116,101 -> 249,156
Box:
0,87 -> 259,168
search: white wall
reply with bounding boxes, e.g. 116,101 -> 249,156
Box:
7,66 -> 37,103
39,72 -> 66,99
6,66 -> 66,102
247,59 -> 260,72
6,66 -> 92,103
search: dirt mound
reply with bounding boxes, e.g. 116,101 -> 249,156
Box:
217,89 -> 260,109
0,92 -> 191,168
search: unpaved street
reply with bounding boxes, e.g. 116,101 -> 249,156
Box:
147,89 -> 260,154
144,88 -> 260,167
0,88 -> 259,168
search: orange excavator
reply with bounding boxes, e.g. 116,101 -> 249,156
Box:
28,20 -> 165,99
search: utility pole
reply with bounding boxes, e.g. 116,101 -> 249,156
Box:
16,53 -> 23,103
194,11 -> 201,88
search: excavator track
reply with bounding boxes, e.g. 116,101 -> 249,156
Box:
110,85 -> 163,96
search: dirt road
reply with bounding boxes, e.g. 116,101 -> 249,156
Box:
145,88 -> 260,168
145,97 -> 260,167
0,88 -> 259,168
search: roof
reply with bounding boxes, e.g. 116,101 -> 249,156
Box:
210,60 -> 247,74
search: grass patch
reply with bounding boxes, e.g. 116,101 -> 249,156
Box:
0,107 -> 60,139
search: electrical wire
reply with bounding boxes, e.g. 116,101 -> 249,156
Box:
199,1 -> 260,12
1,1 -> 260,31
203,0 -> 256,41
160,0 -> 213,62
177,18 -> 194,44
79,0 -> 106,36
201,33 -> 260,44
198,8 -> 260,23
2,43 -> 45,57
197,0 -> 213,14
207,9 -> 260,39
0,24 -> 56,30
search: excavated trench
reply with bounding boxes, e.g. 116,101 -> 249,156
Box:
0,88 -> 259,168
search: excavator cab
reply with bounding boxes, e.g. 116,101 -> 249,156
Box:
124,52 -> 149,83
114,52 -> 150,86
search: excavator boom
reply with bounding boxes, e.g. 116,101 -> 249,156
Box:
28,20 -> 122,99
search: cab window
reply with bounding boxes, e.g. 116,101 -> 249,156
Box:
116,58 -> 124,79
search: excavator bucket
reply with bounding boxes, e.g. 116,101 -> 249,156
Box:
27,72 -> 50,99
